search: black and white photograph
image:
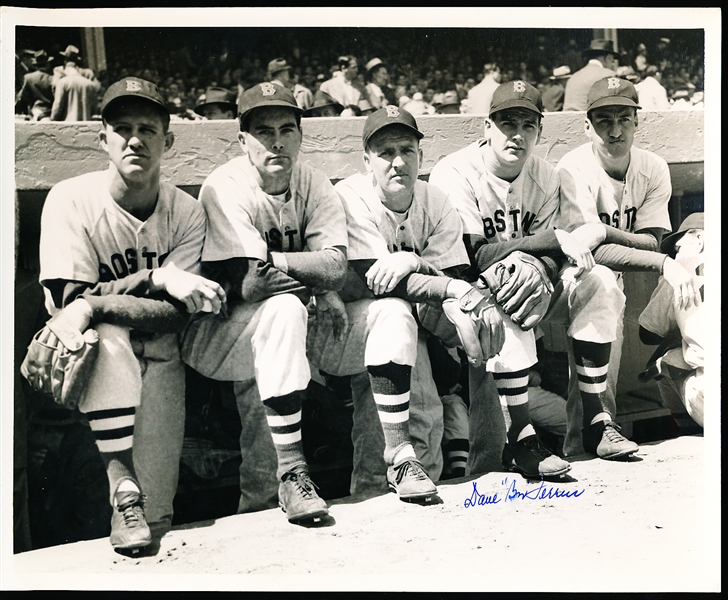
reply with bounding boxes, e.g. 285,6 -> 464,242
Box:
1,6 -> 721,592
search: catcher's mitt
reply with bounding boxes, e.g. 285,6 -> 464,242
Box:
480,251 -> 554,331
442,284 -> 505,368
20,310 -> 99,410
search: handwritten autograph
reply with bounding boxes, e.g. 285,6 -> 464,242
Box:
464,478 -> 585,507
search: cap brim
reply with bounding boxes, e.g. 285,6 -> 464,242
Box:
363,122 -> 423,148
240,100 -> 303,120
490,100 -> 543,117
587,96 -> 641,112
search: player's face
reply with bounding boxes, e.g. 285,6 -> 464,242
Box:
485,108 -> 542,168
585,106 -> 637,160
674,228 -> 704,258
363,127 -> 422,198
100,103 -> 173,182
239,107 -> 302,179
200,103 -> 234,120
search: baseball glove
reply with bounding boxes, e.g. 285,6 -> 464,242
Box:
480,251 -> 554,331
20,309 -> 99,410
442,285 -> 505,368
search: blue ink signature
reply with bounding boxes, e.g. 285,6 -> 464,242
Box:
463,478 -> 585,507
502,477 -> 585,502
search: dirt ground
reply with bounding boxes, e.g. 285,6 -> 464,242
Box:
7,434 -> 720,593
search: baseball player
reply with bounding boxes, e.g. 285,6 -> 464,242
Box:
638,212 -> 705,432
180,82 -> 348,523
556,76 -> 702,457
429,80 -> 632,477
307,106 -> 504,499
37,77 -> 226,549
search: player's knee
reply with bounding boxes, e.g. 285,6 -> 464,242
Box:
261,293 -> 308,330
577,265 -> 626,309
369,297 -> 416,334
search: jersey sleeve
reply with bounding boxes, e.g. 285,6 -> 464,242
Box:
334,180 -> 389,261
158,189 -> 206,276
633,157 -> 672,234
301,171 -> 349,253
429,158 -> 484,237
638,277 -> 676,338
555,161 -> 603,232
420,186 -> 469,271
39,182 -> 100,287
198,171 -> 269,263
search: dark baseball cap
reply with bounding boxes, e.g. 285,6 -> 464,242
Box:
586,76 -> 641,112
489,80 -> 543,118
238,82 -> 302,124
362,106 -> 423,149
101,77 -> 168,119
194,87 -> 237,116
660,212 -> 704,256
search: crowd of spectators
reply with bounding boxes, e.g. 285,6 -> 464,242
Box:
15,29 -> 706,123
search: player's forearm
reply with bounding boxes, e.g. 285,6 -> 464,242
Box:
206,257 -> 310,305
45,270 -> 161,309
592,244 -> 666,272
343,259 -> 451,307
603,228 -> 659,251
269,247 -> 347,292
82,295 -> 190,333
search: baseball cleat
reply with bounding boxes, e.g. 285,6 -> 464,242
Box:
502,434 -> 571,479
110,491 -> 152,550
278,465 -> 329,523
386,458 -> 437,500
584,420 -> 639,460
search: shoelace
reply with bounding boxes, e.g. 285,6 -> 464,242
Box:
522,436 -> 552,460
603,422 -> 627,441
286,471 -> 319,498
393,460 -> 429,484
117,494 -> 147,527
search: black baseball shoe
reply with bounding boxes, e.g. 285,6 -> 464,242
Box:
502,434 -> 571,479
386,458 -> 437,500
583,420 -> 639,460
110,490 -> 152,549
278,465 -> 329,522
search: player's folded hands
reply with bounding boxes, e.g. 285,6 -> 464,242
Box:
365,253 -> 420,296
662,257 -> 703,310
151,263 -> 227,314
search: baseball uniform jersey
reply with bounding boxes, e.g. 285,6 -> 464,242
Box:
556,142 -> 673,235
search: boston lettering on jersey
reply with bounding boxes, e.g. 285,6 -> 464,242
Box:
264,227 -> 300,252
481,209 -> 537,239
99,248 -> 170,282
599,207 -> 638,231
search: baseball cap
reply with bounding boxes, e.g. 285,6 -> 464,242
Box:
237,82 -> 302,124
362,105 -> 423,149
268,58 -> 291,76
489,80 -> 543,117
660,212 -> 704,256
100,77 -> 168,120
586,76 -> 641,112
194,87 -> 237,116
365,58 -> 384,72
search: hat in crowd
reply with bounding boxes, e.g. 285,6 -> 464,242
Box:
101,77 -> 168,119
436,90 -> 461,114
31,49 -> 53,67
238,82 -> 302,123
60,44 -> 81,58
550,65 -> 572,80
489,80 -> 543,117
616,66 -> 640,82
21,48 -> 36,59
194,87 -> 238,116
268,58 -> 291,77
302,89 -> 344,117
357,98 -> 375,115
644,65 -> 660,77
660,212 -> 704,256
362,105 -> 423,149
659,37 -> 671,44
365,57 -> 385,72
584,38 -> 620,58
586,76 -> 641,112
